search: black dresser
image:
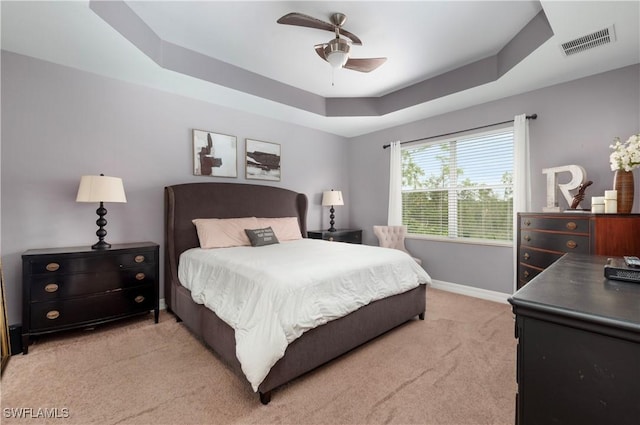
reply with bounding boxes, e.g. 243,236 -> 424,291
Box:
22,242 -> 159,353
509,253 -> 640,425
307,229 -> 362,244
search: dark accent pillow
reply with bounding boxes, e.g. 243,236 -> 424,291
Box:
245,227 -> 280,247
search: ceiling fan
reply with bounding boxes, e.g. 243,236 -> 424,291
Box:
277,12 -> 387,73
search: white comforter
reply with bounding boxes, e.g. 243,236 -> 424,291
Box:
178,238 -> 431,391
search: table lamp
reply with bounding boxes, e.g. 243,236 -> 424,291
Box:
76,174 -> 127,249
322,190 -> 343,232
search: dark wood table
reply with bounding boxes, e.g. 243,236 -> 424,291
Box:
307,229 -> 362,244
509,253 -> 640,425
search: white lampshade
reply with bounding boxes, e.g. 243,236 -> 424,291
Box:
76,175 -> 127,203
322,190 -> 344,206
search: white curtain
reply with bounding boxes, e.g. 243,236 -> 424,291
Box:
388,140 -> 403,225
513,114 -> 531,291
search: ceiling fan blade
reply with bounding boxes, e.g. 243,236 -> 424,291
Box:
277,12 -> 362,45
278,12 -> 333,31
337,28 -> 362,46
314,43 -> 328,62
344,57 -> 387,73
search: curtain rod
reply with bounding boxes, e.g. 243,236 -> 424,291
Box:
382,113 -> 537,149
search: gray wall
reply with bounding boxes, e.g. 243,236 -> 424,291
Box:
1,51 -> 349,324
2,49 -> 639,323
347,64 -> 640,294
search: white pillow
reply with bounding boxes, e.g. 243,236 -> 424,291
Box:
256,217 -> 302,241
192,217 -> 259,248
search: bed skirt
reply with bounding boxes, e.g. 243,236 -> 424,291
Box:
170,282 -> 426,403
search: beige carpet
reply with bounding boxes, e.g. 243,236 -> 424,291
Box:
1,289 -> 516,425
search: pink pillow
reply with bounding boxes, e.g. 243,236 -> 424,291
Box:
256,217 -> 302,241
192,217 -> 259,248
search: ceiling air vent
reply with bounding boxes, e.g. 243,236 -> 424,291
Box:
561,25 -> 616,56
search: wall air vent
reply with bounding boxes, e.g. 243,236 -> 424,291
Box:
561,25 -> 616,56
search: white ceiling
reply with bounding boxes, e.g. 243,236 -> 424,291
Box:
126,1 -> 542,98
2,1 -> 639,137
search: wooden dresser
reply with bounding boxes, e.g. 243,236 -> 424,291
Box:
509,253 -> 640,425
517,213 -> 640,288
22,242 -> 159,353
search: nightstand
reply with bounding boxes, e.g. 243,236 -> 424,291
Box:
21,242 -> 159,354
307,229 -> 362,244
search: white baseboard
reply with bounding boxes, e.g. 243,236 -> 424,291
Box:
429,279 -> 511,304
159,298 -> 167,310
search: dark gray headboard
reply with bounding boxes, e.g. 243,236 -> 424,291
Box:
164,182 -> 308,308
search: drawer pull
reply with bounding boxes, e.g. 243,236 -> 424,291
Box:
44,283 -> 59,293
523,271 -> 530,278
46,310 -> 60,320
566,240 -> 577,249
566,222 -> 577,230
134,255 -> 145,263
523,253 -> 530,260
135,272 -> 145,281
45,263 -> 60,272
134,295 -> 145,303
524,220 -> 531,226
524,235 -> 531,242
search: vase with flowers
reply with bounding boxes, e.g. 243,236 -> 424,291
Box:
610,133 -> 640,213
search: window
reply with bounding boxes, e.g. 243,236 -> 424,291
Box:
401,128 -> 514,242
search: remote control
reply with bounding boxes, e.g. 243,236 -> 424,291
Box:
623,256 -> 640,268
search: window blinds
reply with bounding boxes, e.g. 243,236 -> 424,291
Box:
401,130 -> 514,241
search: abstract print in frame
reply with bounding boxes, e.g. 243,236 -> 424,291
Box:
192,129 -> 237,177
246,139 -> 281,181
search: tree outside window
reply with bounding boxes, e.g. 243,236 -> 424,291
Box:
401,130 -> 514,242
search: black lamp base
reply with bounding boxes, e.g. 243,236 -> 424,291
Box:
92,240 -> 112,250
92,201 -> 112,250
327,206 -> 337,232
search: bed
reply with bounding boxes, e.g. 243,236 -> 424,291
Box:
164,182 -> 429,404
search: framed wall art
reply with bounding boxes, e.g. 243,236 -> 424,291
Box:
192,129 -> 237,177
246,139 -> 281,181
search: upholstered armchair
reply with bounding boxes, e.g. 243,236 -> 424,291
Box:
373,225 -> 422,265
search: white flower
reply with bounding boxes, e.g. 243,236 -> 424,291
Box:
610,134 -> 640,172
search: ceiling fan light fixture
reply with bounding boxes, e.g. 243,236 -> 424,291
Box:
279,11 -> 386,73
324,38 -> 350,68
326,51 -> 349,68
